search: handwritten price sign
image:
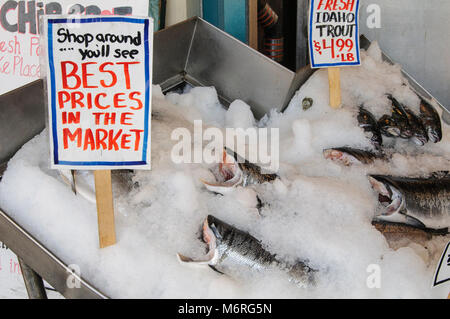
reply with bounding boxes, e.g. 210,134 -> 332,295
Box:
308,0 -> 361,68
43,16 -> 153,169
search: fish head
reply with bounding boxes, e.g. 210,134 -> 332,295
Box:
357,107 -> 378,130
427,128 -> 442,143
385,127 -> 401,137
204,215 -> 223,243
200,149 -> 243,194
176,216 -> 223,266
388,96 -> 406,116
323,148 -> 360,166
378,115 -> 401,137
397,121 -> 414,138
369,175 -> 405,216
411,131 -> 428,146
357,108 -> 370,125
220,149 -> 240,180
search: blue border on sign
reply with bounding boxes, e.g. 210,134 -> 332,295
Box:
309,0 -> 361,68
47,17 -> 150,167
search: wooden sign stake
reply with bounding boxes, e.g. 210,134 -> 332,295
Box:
94,170 -> 116,248
248,0 -> 258,50
328,67 -> 341,109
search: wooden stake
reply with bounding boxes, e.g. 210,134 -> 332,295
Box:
328,67 -> 341,109
94,170 -> 116,248
248,0 -> 258,50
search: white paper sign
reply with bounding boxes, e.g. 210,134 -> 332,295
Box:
308,0 -> 361,68
0,0 -> 150,96
433,241 -> 450,287
43,15 -> 153,169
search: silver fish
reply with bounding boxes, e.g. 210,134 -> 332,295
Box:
201,148 -> 278,194
357,107 -> 383,150
369,174 -> 450,231
178,215 -> 315,286
323,147 -> 385,166
419,98 -> 442,143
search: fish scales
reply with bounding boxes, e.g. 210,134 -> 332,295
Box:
238,162 -> 278,187
392,177 -> 450,218
179,216 -> 315,287
214,217 -> 278,272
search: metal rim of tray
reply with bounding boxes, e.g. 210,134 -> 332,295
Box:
0,207 -> 107,299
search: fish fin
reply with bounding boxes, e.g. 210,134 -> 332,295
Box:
208,265 -> 224,275
375,210 -> 426,230
402,213 -> 427,230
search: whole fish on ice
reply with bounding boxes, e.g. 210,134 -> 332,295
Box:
399,101 -> 428,146
323,147 -> 385,166
378,114 -> 401,138
177,215 -> 315,286
388,95 -> 414,139
201,148 -> 278,194
419,98 -> 442,143
378,96 -> 428,145
369,174 -> 450,231
357,106 -> 383,150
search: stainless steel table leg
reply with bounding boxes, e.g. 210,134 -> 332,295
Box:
18,257 -> 48,299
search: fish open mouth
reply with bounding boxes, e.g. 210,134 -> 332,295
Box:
427,129 -> 441,143
201,149 -> 243,194
368,176 -> 404,216
177,216 -> 219,265
323,149 -> 358,166
386,127 -> 401,137
411,135 -> 428,146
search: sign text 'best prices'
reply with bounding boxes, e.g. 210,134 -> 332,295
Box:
44,16 -> 153,169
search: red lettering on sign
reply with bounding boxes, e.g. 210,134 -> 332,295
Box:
99,62 -> 117,88
63,128 -> 82,149
58,91 -> 70,109
61,61 -> 81,89
108,129 -> 122,150
129,91 -> 143,110
130,129 -> 143,151
120,134 -> 131,149
83,129 -> 95,150
81,62 -> 98,88
120,112 -> 133,125
95,129 -> 108,150
116,62 -> 140,90
113,93 -> 126,108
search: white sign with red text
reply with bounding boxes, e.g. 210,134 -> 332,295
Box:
309,0 -> 361,68
43,15 -> 152,169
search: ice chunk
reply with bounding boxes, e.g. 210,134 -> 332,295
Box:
225,100 -> 256,129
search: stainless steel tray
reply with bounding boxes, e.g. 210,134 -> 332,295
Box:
0,17 -> 447,299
